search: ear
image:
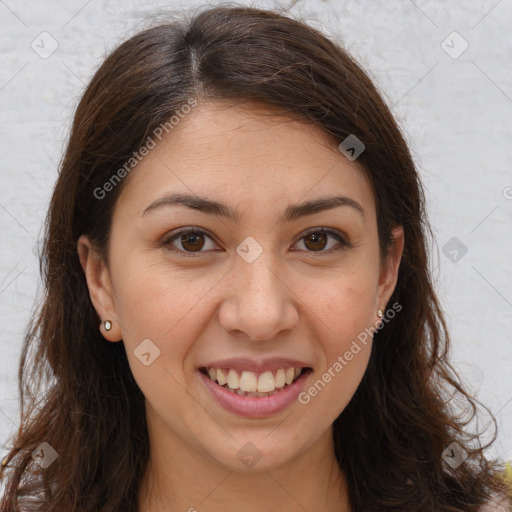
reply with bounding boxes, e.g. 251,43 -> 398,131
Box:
376,226 -> 404,317
77,235 -> 122,342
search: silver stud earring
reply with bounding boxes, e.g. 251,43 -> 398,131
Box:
377,308 -> 384,318
104,320 -> 112,331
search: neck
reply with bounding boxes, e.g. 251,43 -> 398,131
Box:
138,416 -> 351,512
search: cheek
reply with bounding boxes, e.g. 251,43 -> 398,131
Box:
292,265 -> 377,421
299,264 -> 379,345
108,257 -> 229,450
111,245 -> 192,334
110,251 -> 223,375
111,266 -> 206,421
296,278 -> 376,426
298,341 -> 372,433
314,281 -> 375,373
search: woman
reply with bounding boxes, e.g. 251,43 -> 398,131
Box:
1,5 -> 510,511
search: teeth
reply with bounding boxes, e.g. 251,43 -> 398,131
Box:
217,368 -> 227,386
204,366 -> 306,393
275,369 -> 286,388
240,371 -> 258,392
227,369 -> 240,390
257,371 -> 275,393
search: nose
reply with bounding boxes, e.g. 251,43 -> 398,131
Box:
218,250 -> 299,342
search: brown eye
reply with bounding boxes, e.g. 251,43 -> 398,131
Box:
180,232 -> 205,252
163,228 -> 217,255
163,227 -> 348,257
303,232 -> 328,251
295,229 -> 348,253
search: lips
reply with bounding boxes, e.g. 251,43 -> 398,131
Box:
197,358 -> 313,418
199,357 -> 311,393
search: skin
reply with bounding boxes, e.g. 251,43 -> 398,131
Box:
78,100 -> 404,511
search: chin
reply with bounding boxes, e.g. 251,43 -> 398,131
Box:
199,429 -> 310,473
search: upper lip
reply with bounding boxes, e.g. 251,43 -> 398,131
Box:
199,357 -> 312,373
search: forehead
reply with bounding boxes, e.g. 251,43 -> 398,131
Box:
114,100 -> 375,221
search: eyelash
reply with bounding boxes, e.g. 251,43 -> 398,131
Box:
162,226 -> 350,257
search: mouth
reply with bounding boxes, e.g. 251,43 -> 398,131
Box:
199,366 -> 312,398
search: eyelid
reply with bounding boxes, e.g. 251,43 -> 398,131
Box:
298,226 -> 349,244
162,226 -> 350,256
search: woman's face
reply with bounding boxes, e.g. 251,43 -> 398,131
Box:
79,100 -> 403,472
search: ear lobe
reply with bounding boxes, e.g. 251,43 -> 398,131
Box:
377,226 -> 404,311
77,235 -> 122,342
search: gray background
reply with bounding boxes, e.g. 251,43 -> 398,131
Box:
1,0 -> 511,464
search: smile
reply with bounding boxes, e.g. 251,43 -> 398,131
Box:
200,366 -> 306,396
198,365 -> 313,418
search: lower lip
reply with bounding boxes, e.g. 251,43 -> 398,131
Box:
198,369 -> 311,418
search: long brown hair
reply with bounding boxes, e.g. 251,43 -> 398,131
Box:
1,5 -> 510,511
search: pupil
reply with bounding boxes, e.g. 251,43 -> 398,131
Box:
306,233 -> 326,251
183,233 -> 204,251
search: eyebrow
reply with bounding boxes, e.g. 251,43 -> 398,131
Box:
142,192 -> 365,222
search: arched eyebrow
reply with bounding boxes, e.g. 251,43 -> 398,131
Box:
142,193 -> 365,221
